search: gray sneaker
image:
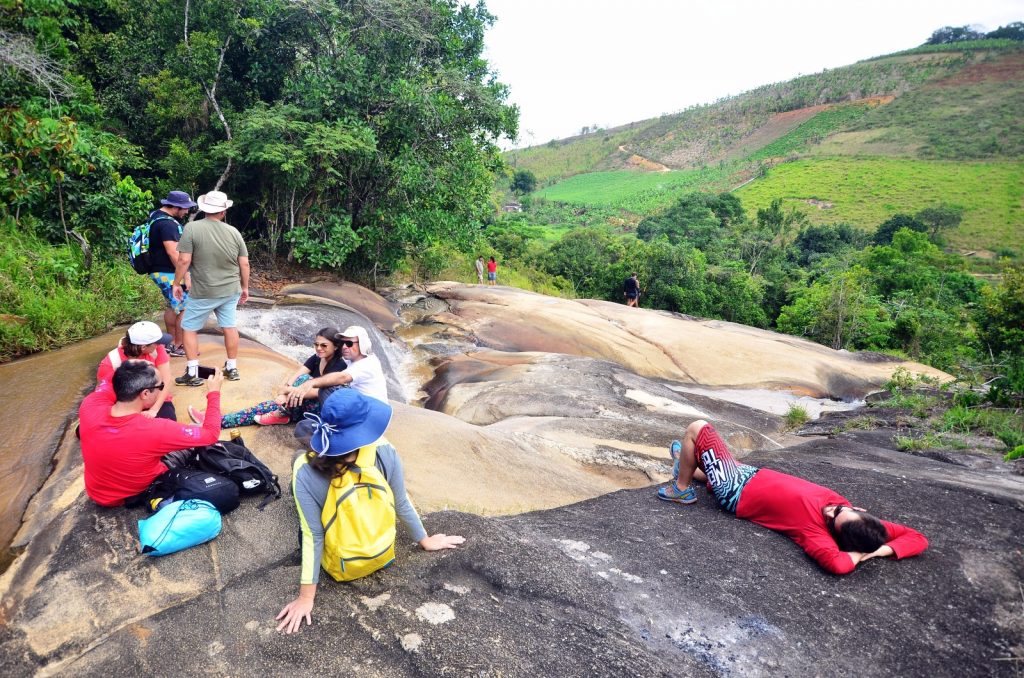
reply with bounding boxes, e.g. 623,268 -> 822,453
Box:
175,371 -> 204,387
223,364 -> 240,381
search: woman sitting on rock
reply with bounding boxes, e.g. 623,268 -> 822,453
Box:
188,327 -> 346,427
276,389 -> 464,634
96,321 -> 177,420
283,325 -> 388,405
660,419 -> 928,575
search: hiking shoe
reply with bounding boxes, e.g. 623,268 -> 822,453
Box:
658,483 -> 697,504
167,344 -> 186,358
187,405 -> 206,425
223,364 -> 240,381
175,371 -> 204,387
255,411 -> 290,426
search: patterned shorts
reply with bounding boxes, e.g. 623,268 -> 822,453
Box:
696,423 -> 759,514
149,271 -> 188,313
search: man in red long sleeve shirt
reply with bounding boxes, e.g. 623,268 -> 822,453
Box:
79,361 -> 224,507
658,419 -> 928,574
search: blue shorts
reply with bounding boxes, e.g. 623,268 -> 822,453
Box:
181,293 -> 241,331
487,272 -> 497,281
149,272 -> 188,313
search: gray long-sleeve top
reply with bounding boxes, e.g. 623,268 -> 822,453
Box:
291,441 -> 427,585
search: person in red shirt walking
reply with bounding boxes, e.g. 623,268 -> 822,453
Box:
78,361 -> 224,507
659,419 -> 928,575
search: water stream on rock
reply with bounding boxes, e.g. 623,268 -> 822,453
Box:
667,384 -> 866,419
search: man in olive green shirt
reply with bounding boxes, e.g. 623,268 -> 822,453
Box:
172,190 -> 250,385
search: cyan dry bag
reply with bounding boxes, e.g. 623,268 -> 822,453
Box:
138,499 -> 221,557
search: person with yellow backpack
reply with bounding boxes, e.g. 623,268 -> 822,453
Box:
276,389 -> 465,634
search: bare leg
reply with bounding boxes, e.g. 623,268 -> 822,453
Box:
674,419 -> 709,491
183,330 -> 200,361
223,327 -> 239,360
164,306 -> 183,347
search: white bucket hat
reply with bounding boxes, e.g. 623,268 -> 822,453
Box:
196,190 -> 233,213
339,325 -> 372,355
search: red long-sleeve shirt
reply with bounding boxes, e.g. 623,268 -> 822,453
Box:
736,469 -> 929,575
78,381 -> 222,506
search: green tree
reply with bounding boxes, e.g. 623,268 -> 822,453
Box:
914,204 -> 963,244
977,265 -> 1024,357
511,169 -> 537,194
872,214 -> 927,245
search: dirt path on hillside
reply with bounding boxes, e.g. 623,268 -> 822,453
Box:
618,144 -> 672,172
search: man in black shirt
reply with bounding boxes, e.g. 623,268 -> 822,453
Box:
623,272 -> 640,307
147,191 -> 197,356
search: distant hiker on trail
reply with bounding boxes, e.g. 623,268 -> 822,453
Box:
475,256 -> 485,284
78,361 -> 223,507
276,389 -> 464,634
147,191 -> 197,356
659,420 -> 928,574
487,255 -> 498,285
624,272 -> 640,307
172,190 -> 249,386
96,321 -> 177,421
288,325 -> 389,412
188,327 -> 347,428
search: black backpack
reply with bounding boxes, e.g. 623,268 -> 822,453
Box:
196,438 -> 281,509
158,468 -> 240,514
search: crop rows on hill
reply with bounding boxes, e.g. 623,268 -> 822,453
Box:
747,103 -> 875,161
734,157 -> 1024,252
532,166 -> 734,214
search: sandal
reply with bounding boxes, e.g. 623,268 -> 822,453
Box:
670,439 -> 682,479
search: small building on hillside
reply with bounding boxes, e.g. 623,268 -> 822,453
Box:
502,201 -> 523,213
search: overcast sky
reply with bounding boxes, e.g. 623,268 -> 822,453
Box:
482,0 -> 1023,148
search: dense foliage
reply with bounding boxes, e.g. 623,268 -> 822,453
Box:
1,0 -> 517,358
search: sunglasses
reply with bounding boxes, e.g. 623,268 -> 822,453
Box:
313,342 -> 332,349
137,381 -> 164,396
340,339 -> 358,347
825,505 -> 864,533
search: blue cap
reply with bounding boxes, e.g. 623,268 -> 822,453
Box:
160,191 -> 197,209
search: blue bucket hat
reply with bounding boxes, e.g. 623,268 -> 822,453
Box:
305,389 -> 392,457
160,190 -> 197,209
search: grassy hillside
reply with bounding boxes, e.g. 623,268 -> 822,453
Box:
532,166 -> 734,213
734,158 -> 1024,253
504,41 -> 1023,254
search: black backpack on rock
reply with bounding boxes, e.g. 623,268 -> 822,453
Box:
157,468 -> 240,514
196,438 -> 281,509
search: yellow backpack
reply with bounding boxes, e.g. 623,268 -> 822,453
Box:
319,442 -> 396,581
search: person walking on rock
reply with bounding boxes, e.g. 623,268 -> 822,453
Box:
623,272 -> 640,307
487,256 -> 498,286
659,419 -> 928,574
172,190 -> 249,385
146,191 -> 197,356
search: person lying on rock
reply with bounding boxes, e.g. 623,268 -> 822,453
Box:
188,327 -> 346,428
283,325 -> 388,406
277,389 -> 464,634
659,419 -> 928,575
78,361 -> 223,507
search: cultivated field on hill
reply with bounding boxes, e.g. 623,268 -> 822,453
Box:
734,158 -> 1024,253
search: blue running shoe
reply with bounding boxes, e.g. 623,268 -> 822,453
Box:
658,483 -> 697,504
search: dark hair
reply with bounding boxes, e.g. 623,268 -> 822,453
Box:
112,361 -> 159,402
306,450 -> 358,480
122,331 -> 146,358
835,513 -> 889,552
489,256 -> 495,262
316,327 -> 343,367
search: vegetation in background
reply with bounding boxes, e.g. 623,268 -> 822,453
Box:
1,0 -> 518,359
734,158 -> 1023,252
533,166 -> 734,214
